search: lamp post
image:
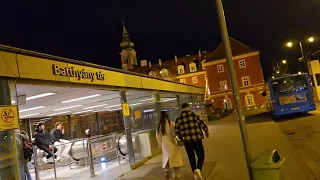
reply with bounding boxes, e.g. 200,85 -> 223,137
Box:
286,37 -> 315,75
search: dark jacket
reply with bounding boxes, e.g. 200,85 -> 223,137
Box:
34,129 -> 51,147
50,128 -> 63,142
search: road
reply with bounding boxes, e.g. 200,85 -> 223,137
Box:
245,107 -> 320,180
275,110 -> 320,179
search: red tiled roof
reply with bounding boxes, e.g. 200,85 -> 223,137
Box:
207,37 -> 257,61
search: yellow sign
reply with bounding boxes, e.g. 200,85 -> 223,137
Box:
122,103 -> 130,116
0,106 -> 19,131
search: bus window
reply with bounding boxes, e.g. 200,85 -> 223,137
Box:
271,75 -> 308,96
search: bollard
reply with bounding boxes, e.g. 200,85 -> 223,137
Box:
33,146 -> 40,180
51,144 -> 57,179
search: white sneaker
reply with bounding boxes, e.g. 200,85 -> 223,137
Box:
42,157 -> 48,164
55,156 -> 61,162
194,169 -> 203,180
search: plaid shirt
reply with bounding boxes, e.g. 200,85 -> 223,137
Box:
175,110 -> 209,142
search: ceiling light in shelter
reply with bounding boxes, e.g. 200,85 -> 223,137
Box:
73,110 -> 93,115
20,113 -> 40,119
19,106 -> 46,113
83,104 -> 108,110
53,105 -> 83,111
104,104 -> 121,109
61,94 -> 101,103
47,111 -> 71,117
26,93 -> 56,100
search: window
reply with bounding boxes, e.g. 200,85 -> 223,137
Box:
177,65 -> 185,74
180,79 -> 186,84
148,71 -> 156,77
242,76 -> 250,87
189,62 -> 197,72
271,74 -> 308,95
202,60 -> 206,70
223,99 -> 232,109
245,94 -> 255,107
239,59 -> 246,68
160,68 -> 169,78
192,76 -> 198,84
219,81 -> 228,90
217,64 -> 224,73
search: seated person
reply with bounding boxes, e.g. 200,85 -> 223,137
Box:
34,122 -> 60,163
51,122 -> 71,158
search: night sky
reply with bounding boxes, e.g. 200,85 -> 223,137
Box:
1,1 -> 320,79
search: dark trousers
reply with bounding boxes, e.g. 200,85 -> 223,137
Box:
37,145 -> 57,159
184,140 -> 205,172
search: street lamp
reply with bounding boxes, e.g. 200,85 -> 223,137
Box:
282,60 -> 287,64
298,71 -> 302,74
286,36 -> 315,74
308,37 -> 314,42
276,71 -> 280,74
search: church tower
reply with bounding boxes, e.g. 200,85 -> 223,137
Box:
120,22 -> 137,71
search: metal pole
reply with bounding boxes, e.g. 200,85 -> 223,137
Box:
67,115 -> 73,139
87,137 -> 95,177
215,0 -> 253,179
52,145 -> 57,179
120,91 -> 136,165
33,146 -> 40,180
95,112 -> 102,135
82,138 -> 88,167
153,92 -> 161,126
299,42 -> 309,74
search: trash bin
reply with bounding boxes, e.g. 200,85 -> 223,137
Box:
250,149 -> 285,180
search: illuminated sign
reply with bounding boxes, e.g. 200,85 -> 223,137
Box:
52,64 -> 105,82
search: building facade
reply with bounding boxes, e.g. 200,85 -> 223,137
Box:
204,39 -> 266,109
120,24 -> 266,109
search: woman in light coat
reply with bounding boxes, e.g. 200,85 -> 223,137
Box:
156,111 -> 183,179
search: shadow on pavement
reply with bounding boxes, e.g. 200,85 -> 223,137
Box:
119,161 -> 217,180
245,112 -> 273,124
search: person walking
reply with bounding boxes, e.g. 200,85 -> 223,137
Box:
156,111 -> 183,179
34,122 -> 60,163
175,103 -> 209,180
15,130 -> 32,180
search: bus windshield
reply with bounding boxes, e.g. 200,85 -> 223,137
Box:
271,75 -> 308,96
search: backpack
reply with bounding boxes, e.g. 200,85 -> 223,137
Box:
23,139 -> 34,160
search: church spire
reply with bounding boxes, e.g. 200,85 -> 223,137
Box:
122,22 -> 130,42
120,22 -> 134,48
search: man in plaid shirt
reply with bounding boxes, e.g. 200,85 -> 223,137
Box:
175,103 -> 209,180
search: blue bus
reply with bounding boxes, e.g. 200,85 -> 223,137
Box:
262,73 -> 316,118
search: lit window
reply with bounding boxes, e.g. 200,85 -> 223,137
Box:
177,65 -> 185,74
239,59 -> 246,68
189,62 -> 197,72
217,64 -> 224,73
202,60 -> 206,70
149,71 -> 156,77
160,68 -> 169,78
180,79 -> 186,84
245,94 -> 255,106
192,76 -> 198,84
242,76 -> 250,87
219,81 -> 228,90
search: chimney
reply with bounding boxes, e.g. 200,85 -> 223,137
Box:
159,59 -> 162,66
198,50 -> 202,58
174,55 -> 178,62
140,60 -> 148,67
149,61 -> 152,68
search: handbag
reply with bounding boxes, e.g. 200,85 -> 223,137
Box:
169,122 -> 184,147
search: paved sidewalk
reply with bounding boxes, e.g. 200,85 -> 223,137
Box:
118,111 -> 308,180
